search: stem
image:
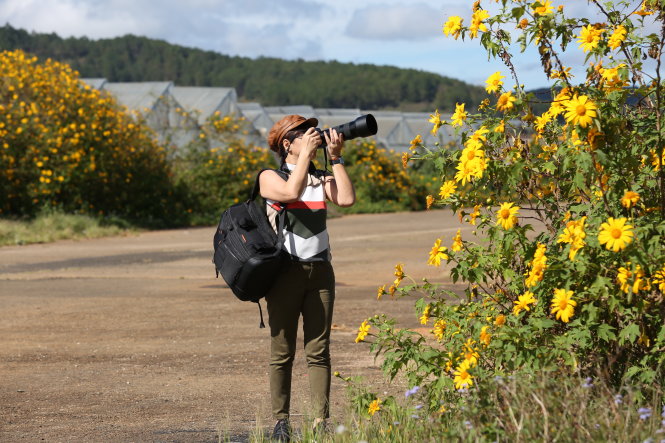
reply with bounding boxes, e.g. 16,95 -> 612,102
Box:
656,17 -> 665,218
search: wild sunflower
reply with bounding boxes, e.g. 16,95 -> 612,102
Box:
485,71 -> 505,94
439,180 -> 457,199
513,291 -> 537,315
620,190 -> 640,209
427,239 -> 449,267
496,91 -> 517,112
564,95 -> 597,128
496,202 -> 519,230
451,229 -> 463,251
367,398 -> 381,415
577,24 -> 603,53
598,217 -> 634,252
443,16 -> 463,39
453,360 -> 474,390
550,288 -> 576,323
451,102 -> 467,126
355,320 -> 371,343
608,25 -> 627,50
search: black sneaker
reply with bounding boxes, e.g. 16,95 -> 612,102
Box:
272,418 -> 291,442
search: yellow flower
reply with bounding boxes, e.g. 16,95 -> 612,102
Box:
608,25 -> 627,50
621,190 -> 640,209
451,229 -> 463,252
377,285 -> 386,300
496,91 -> 516,112
550,288 -> 576,323
617,263 -> 649,294
429,109 -> 444,135
433,319 -> 446,340
532,0 -> 553,15
494,120 -> 505,133
451,102 -> 467,126
634,1 -> 654,16
469,9 -> 489,38
513,291 -> 537,315
557,217 -> 587,261
496,202 -> 519,230
534,111 -> 553,132
443,16 -> 463,39
485,71 -> 505,94
598,217 -> 634,252
453,360 -> 474,390
355,320 -> 371,343
479,326 -> 491,346
409,134 -> 423,151
439,180 -> 457,199
426,194 -> 435,209
419,304 -> 431,325
427,238 -> 449,267
494,314 -> 506,326
652,265 -> 665,292
577,24 -> 603,53
551,66 -> 573,80
564,95 -> 597,128
469,204 -> 481,225
394,263 -> 405,286
465,126 -> 489,150
368,398 -> 381,416
401,152 -> 409,168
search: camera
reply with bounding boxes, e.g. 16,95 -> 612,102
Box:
314,114 -> 378,148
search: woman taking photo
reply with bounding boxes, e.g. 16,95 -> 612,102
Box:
259,114 -> 355,440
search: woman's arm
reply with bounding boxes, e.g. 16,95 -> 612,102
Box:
323,129 -> 356,207
259,127 -> 319,202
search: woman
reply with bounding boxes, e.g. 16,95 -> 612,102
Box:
259,114 -> 355,440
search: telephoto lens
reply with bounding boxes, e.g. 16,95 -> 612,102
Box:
315,114 -> 378,148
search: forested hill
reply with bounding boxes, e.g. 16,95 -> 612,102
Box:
0,25 -> 487,112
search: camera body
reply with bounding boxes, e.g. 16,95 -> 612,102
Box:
314,114 -> 378,148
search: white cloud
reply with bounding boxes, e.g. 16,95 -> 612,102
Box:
345,3 -> 442,40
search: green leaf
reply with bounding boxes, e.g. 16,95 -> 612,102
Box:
618,323 -> 640,345
597,324 -> 616,343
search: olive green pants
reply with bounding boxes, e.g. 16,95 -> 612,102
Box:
265,260 -> 335,420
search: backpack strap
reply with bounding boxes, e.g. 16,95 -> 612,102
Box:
256,300 -> 266,328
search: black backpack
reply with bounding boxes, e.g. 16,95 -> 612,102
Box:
212,168 -> 288,327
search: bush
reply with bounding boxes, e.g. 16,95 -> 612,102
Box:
352,0 -> 665,422
338,139 -> 438,213
0,50 -> 184,226
173,113 -> 277,225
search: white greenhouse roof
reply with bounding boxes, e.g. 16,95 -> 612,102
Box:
171,86 -> 238,125
101,82 -> 173,112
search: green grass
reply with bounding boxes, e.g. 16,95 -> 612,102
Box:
0,210 -> 137,246
228,374 -> 664,442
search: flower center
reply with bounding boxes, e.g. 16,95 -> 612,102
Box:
576,104 -> 587,116
500,209 -> 511,219
611,227 -> 623,239
466,151 -> 476,160
558,300 -> 568,310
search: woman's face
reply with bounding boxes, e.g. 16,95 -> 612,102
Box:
283,130 -> 307,156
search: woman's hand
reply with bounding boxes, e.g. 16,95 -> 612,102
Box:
300,127 -> 321,160
324,128 -> 345,159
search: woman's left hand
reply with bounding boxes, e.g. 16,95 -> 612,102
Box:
324,128 -> 345,159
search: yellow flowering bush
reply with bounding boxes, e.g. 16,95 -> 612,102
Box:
339,139 -> 438,213
355,0 -> 665,418
174,113 -> 277,224
0,50 -> 182,225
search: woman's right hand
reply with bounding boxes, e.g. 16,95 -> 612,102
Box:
300,127 -> 321,159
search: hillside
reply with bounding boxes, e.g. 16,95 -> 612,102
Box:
0,25 -> 487,112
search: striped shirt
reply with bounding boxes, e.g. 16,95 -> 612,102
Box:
266,164 -> 331,262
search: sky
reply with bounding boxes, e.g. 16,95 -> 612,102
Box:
0,0 -> 657,92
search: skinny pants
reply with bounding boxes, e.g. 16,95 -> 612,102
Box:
265,260 -> 335,420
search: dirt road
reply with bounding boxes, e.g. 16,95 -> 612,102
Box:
0,210 -> 466,442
